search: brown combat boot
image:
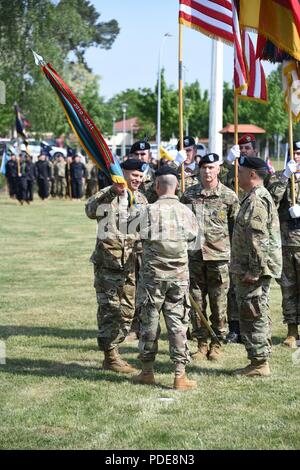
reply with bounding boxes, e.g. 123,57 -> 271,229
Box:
173,363 -> 197,391
102,348 -> 137,374
132,362 -> 156,385
208,342 -> 222,361
233,359 -> 270,377
192,340 -> 209,362
282,324 -> 299,348
174,374 -> 197,391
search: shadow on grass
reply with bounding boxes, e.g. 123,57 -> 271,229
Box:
0,357 -> 133,384
0,325 -> 96,340
271,336 -> 285,346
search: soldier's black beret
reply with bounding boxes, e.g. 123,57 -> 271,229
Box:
199,153 -> 220,167
155,166 -> 178,178
238,156 -> 268,170
121,159 -> 148,172
176,136 -> 196,150
130,140 -> 150,154
293,141 -> 300,151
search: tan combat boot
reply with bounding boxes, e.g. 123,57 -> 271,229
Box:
192,340 -> 209,362
208,342 -> 222,361
174,374 -> 197,391
233,359 -> 270,377
132,362 -> 156,385
173,363 -> 197,391
282,324 -> 299,348
102,348 -> 137,374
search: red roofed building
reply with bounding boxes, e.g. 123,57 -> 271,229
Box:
220,123 -> 266,156
114,117 -> 140,134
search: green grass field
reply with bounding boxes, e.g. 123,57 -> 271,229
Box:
0,192 -> 299,450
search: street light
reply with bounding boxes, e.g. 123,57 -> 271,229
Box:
156,33 -> 172,157
112,116 -> 116,155
121,103 -> 128,157
112,116 -> 116,136
185,98 -> 191,136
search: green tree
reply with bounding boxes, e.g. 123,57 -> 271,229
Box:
0,0 -> 119,137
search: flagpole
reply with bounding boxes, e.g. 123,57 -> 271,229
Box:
234,93 -> 239,195
288,86 -> 296,206
178,22 -> 185,194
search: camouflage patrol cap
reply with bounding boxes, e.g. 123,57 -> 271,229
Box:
121,159 -> 148,172
238,133 -> 256,145
130,140 -> 150,154
238,156 -> 268,170
176,136 -> 196,150
199,153 -> 220,167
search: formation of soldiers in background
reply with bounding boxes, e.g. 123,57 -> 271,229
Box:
4,151 -> 113,204
84,135 -> 300,389
2,134 -> 300,389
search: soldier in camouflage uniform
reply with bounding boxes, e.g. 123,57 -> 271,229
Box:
125,140 -> 157,340
231,156 -> 282,377
85,159 -> 98,198
175,136 -> 201,198
133,166 -> 199,390
181,153 -> 239,361
267,142 -> 300,348
128,140 -> 155,201
85,159 -> 148,373
49,157 -> 56,198
221,134 -> 259,343
53,153 -> 67,198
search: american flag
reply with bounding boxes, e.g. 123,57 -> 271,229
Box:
179,1 -> 248,93
179,0 -> 234,44
240,31 -> 268,102
231,0 -> 247,93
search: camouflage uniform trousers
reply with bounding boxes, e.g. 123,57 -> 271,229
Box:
189,258 -> 229,341
234,275 -> 272,361
85,179 -> 98,199
55,176 -> 67,198
227,273 -> 239,322
138,279 -> 191,364
94,266 -> 136,351
129,252 -> 142,334
277,246 -> 300,325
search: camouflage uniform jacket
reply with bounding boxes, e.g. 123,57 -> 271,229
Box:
176,165 -> 200,198
139,167 -> 155,201
181,181 -> 239,261
54,161 -> 66,178
267,175 -> 300,247
140,195 -> 199,281
85,162 -> 98,181
231,185 -> 282,278
85,186 -> 148,270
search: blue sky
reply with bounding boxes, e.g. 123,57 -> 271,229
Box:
86,0 -> 276,100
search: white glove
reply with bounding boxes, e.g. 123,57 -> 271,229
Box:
283,160 -> 297,178
289,204 -> 300,219
174,149 -> 187,165
227,144 -> 240,163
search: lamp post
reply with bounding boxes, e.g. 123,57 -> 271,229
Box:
185,98 -> 191,136
112,116 -> 116,136
112,116 -> 116,155
156,33 -> 172,157
121,103 -> 128,157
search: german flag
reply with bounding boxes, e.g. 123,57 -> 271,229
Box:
239,0 -> 300,61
